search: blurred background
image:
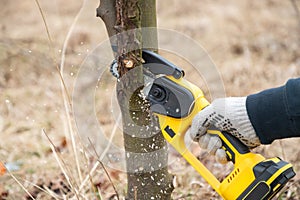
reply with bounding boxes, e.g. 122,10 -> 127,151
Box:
0,0 -> 300,199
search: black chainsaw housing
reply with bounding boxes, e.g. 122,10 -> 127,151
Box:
147,77 -> 195,118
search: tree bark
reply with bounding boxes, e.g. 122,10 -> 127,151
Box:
97,0 -> 174,199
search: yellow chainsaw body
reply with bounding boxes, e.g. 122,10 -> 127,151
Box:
154,75 -> 295,200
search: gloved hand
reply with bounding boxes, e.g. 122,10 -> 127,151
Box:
190,97 -> 261,164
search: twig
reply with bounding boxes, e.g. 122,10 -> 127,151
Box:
42,129 -> 80,199
88,138 -> 120,200
34,0 -> 87,185
79,159 -> 100,192
78,114 -> 121,191
33,0 -> 72,106
8,171 -> 35,200
81,143 -> 102,200
59,0 -> 88,185
96,186 -> 103,200
23,179 -> 60,200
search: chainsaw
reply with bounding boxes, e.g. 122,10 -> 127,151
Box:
138,50 -> 296,200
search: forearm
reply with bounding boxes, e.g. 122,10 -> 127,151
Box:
246,78 -> 300,144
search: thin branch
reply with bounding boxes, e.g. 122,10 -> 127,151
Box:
88,138 -> 120,200
59,0 -> 88,185
42,129 -> 80,199
23,179 -> 60,200
80,142 -> 102,200
8,171 -> 36,200
34,0 -> 72,107
78,114 -> 121,191
34,0 -> 54,56
35,0 -> 87,185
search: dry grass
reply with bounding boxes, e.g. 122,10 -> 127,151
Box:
0,0 -> 300,199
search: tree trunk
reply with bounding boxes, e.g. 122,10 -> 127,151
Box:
97,1 -> 174,199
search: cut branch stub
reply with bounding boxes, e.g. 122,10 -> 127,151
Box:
115,0 -> 143,78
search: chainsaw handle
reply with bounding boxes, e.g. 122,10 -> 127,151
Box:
215,131 -> 250,163
221,131 -> 250,153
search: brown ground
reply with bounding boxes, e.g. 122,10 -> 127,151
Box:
0,0 -> 300,199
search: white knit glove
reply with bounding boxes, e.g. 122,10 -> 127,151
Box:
190,97 -> 261,163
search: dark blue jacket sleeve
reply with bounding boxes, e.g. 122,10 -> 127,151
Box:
246,78 -> 300,144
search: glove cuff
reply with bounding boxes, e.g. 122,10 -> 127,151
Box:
228,97 -> 261,147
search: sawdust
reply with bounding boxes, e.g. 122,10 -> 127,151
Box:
0,0 -> 300,199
